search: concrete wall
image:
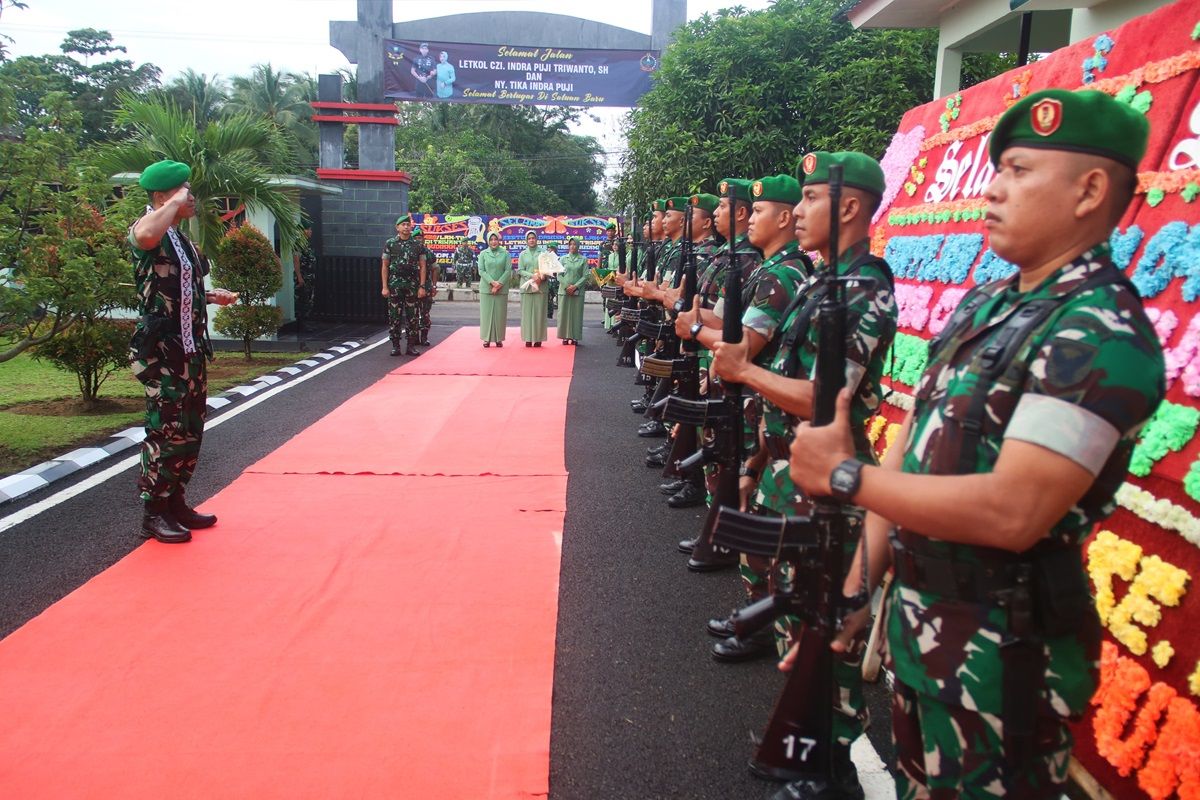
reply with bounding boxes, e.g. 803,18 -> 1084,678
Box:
319,179 -> 410,259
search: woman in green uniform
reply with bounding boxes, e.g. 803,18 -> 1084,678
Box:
557,237 -> 588,345
517,230 -> 548,346
477,232 -> 510,347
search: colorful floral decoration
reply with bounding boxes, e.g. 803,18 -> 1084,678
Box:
1083,33 -> 1116,84
1139,169 -> 1200,201
1106,551 -> 1189,656
1129,401 -> 1200,477
972,248 -> 1018,284
887,198 -> 988,227
882,387 -> 914,412
1184,183 -> 1200,203
1192,20 -> 1200,41
938,93 -> 962,133
1148,188 -> 1167,208
894,282 -> 933,331
1130,221 -> 1200,301
1112,225 -> 1146,269
1115,84 -> 1154,114
1092,640 -> 1170,777
1136,695 -> 1200,800
1116,484 -> 1200,548
887,333 -> 929,387
1153,641 -> 1176,669
928,288 -> 969,336
1191,661 -> 1200,697
1002,69 -> 1033,108
874,125 -> 927,223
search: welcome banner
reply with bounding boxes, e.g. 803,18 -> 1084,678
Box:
870,3 -> 1200,797
410,213 -> 621,269
382,38 -> 659,107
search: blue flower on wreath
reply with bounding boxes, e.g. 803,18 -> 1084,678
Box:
1082,33 -> 1115,84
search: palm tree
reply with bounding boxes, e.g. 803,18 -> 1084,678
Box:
226,63 -> 315,171
162,69 -> 227,129
95,94 -> 303,256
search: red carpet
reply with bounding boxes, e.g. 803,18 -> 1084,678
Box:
394,326 -> 575,377
248,374 -> 570,476
0,337 -> 571,798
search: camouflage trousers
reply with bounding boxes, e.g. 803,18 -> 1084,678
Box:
387,290 -> 421,347
419,295 -> 434,341
137,351 -> 208,502
892,680 -> 1071,799
740,503 -> 867,746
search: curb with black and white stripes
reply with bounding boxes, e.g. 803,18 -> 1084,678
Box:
0,340 -> 366,506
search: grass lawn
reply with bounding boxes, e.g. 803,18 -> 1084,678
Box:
0,351 -> 313,477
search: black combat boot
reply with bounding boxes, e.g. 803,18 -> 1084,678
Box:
711,627 -> 775,663
667,481 -> 705,508
141,498 -> 191,544
771,744 -> 864,800
169,490 -> 217,529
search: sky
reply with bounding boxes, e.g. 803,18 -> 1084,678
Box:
1,1 -> 775,190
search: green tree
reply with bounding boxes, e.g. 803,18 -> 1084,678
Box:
226,63 -> 315,172
0,90 -> 134,362
93,94 -> 303,257
0,27 -> 160,143
161,69 -> 227,129
613,0 -> 1006,209
211,224 -> 282,358
0,0 -> 29,62
31,316 -> 132,408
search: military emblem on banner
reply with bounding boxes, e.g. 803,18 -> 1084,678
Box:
640,53 -> 659,73
1031,97 -> 1063,136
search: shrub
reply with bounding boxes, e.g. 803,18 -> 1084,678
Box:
31,318 -> 135,408
211,224 -> 282,358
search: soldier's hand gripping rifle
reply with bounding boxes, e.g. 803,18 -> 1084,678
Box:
711,165 -> 865,783
681,181 -> 746,566
641,202 -> 693,419
618,209 -> 652,367
657,205 -> 703,477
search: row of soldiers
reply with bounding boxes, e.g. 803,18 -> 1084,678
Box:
595,89 -> 1166,800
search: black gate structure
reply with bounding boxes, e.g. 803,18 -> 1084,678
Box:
310,255 -> 388,324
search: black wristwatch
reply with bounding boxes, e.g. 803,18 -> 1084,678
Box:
739,465 -> 760,480
829,458 -> 864,501
689,321 -> 704,340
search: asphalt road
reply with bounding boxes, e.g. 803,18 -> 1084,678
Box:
0,301 -> 894,798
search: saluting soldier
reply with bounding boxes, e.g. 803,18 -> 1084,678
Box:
790,90 -> 1165,798
128,159 -> 238,544
381,213 -> 427,357
712,152 -> 897,800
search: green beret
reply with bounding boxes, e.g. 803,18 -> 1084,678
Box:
395,213 -> 412,225
717,178 -> 752,202
989,88 -> 1149,170
652,199 -> 668,213
413,227 -> 423,236
138,160 -> 191,192
751,174 -> 803,205
606,221 -> 617,230
690,193 -> 719,213
666,196 -> 690,211
800,151 -> 886,198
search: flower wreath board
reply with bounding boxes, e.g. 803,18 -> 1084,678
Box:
869,2 -> 1200,797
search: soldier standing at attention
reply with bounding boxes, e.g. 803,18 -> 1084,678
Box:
454,239 -> 476,288
128,159 -> 238,543
557,237 -> 588,345
789,89 -> 1165,798
415,227 -> 438,346
517,230 -> 549,347
381,213 -> 427,357
478,231 -> 511,347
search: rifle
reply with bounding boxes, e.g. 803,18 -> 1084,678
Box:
683,182 -> 745,570
641,203 -> 691,417
617,208 -> 650,367
710,164 -> 863,784
657,205 -> 703,476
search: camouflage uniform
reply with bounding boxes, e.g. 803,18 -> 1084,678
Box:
419,244 -> 438,344
383,235 -> 424,350
128,223 -> 213,503
294,239 -> 316,328
453,244 -> 476,287
888,243 -> 1165,798
750,238 -> 897,746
